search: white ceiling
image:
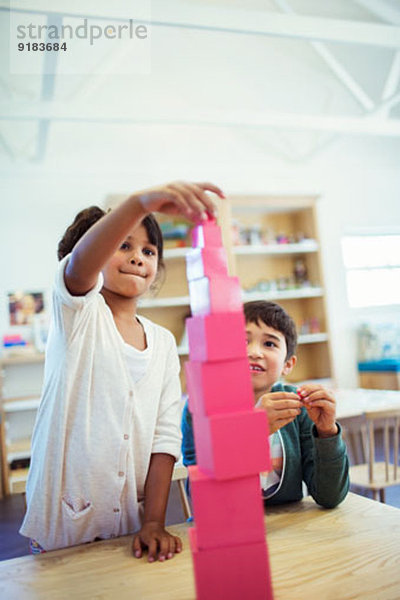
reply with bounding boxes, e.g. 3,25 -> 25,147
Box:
1,0 -> 400,166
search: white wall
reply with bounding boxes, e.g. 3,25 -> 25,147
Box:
1,131 -> 399,387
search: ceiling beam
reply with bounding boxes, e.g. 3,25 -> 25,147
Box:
371,90 -> 400,118
273,0 -> 374,111
3,2 -> 400,48
381,50 -> 400,112
1,103 -> 400,136
353,0 -> 400,26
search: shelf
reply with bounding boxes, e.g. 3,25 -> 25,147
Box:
9,467 -> 29,493
243,287 -> 323,302
3,397 -> 41,413
177,333 -> 327,357
140,287 -> 323,309
139,295 -> 191,308
163,242 -> 319,259
163,247 -> 191,259
7,438 -> 31,462
298,332 -> 329,344
0,353 -> 45,366
234,241 -> 318,255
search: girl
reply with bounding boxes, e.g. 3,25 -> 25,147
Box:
20,181 -> 224,562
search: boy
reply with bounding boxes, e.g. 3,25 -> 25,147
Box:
181,300 -> 349,508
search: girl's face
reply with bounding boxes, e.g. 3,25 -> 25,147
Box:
102,224 -> 159,299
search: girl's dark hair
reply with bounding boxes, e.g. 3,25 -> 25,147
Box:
244,300 -> 297,359
57,206 -> 106,260
57,207 -> 165,280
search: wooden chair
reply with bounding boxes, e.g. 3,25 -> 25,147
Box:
172,462 -> 192,520
346,408 -> 400,502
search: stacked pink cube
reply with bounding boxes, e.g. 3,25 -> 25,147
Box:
185,218 -> 274,599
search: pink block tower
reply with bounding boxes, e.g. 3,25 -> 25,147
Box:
185,217 -> 274,599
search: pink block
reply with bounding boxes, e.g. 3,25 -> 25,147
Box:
186,312 -> 248,362
186,247 -> 228,281
189,527 -> 273,600
192,409 -> 271,480
189,466 -> 265,549
191,219 -> 223,248
185,358 -> 253,416
189,276 -> 243,316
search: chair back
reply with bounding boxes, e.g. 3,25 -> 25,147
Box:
364,408 -> 400,484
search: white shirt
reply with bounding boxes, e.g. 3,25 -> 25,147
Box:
20,255 -> 182,550
122,317 -> 152,384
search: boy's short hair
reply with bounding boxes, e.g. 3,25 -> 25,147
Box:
244,300 -> 297,360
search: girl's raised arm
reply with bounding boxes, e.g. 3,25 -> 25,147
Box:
64,181 -> 224,296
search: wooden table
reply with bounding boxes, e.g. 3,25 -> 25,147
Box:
335,388 -> 400,420
1,493 -> 399,600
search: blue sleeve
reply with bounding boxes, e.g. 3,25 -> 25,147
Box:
181,402 -> 197,466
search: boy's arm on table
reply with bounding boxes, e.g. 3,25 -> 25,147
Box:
132,452 -> 182,563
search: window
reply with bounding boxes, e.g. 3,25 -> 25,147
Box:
341,234 -> 400,308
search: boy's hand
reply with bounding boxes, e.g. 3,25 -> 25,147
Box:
133,181 -> 225,222
132,521 -> 182,563
258,391 -> 302,434
297,384 -> 338,438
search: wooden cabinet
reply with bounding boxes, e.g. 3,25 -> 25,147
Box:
0,354 -> 44,496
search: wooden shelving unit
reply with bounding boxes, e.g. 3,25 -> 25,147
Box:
229,194 -> 332,384
0,354 -> 44,496
136,194 -> 333,387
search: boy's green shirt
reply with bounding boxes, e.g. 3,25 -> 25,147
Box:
181,381 -> 349,508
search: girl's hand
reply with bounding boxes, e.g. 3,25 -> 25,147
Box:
132,521 -> 182,563
258,391 -> 302,434
132,181 -> 225,222
297,384 -> 338,438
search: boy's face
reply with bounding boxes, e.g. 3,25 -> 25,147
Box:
245,319 -> 296,400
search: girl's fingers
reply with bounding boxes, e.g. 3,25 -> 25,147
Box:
174,535 -> 183,553
132,534 -> 142,558
171,183 -> 207,219
185,182 -> 217,217
164,186 -> 192,217
195,181 -> 226,199
158,535 -> 169,562
166,535 -> 175,560
147,538 -> 158,563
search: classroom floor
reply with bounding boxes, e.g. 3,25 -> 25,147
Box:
1,460 -> 400,562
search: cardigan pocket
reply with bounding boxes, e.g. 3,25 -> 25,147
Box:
62,496 -> 93,520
